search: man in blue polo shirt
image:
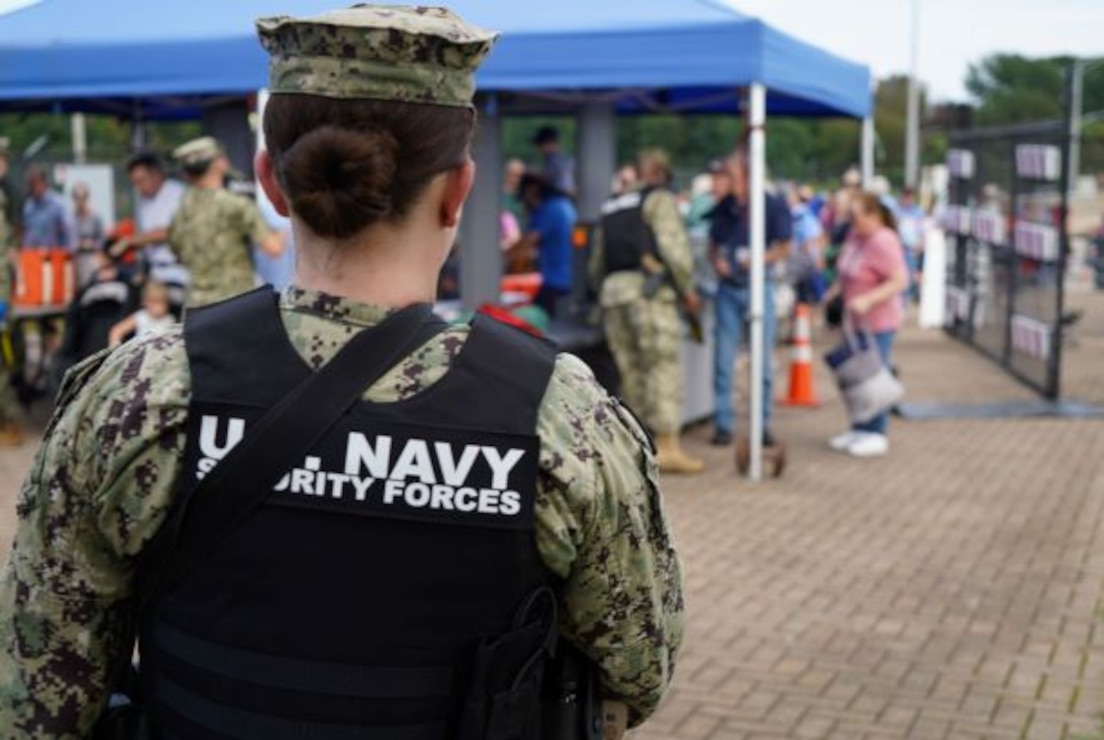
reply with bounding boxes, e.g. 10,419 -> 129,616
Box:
21,167 -> 73,250
515,173 -> 578,318
709,152 -> 793,447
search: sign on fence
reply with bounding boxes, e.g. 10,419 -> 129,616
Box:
944,122 -> 1069,399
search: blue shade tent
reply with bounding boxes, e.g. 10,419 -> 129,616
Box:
0,0 -> 871,118
1,0 -> 873,481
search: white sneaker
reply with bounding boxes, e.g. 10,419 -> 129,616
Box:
829,431 -> 858,452
848,432 -> 889,458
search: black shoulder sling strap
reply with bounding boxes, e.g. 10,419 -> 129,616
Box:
147,300 -> 447,596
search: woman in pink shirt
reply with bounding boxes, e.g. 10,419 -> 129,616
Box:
828,192 -> 909,457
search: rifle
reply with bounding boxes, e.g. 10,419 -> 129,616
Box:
641,253 -> 704,344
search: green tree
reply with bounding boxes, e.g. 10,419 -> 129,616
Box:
965,53 -> 1104,126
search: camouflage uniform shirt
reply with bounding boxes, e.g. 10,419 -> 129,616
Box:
168,187 -> 271,308
0,287 -> 685,737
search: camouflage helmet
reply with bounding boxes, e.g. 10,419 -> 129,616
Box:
256,5 -> 499,109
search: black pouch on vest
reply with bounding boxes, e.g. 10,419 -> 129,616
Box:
457,587 -> 558,740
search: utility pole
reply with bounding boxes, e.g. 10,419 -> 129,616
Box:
904,0 -> 922,188
1068,58 -> 1084,197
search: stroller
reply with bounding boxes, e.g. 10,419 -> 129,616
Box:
51,230 -> 142,390
54,273 -> 137,386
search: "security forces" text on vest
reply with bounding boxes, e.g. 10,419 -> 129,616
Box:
197,415 -> 527,518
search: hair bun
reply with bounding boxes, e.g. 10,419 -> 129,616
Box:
280,125 -> 399,239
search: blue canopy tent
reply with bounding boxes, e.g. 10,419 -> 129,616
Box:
0,0 -> 873,480
0,0 -> 870,118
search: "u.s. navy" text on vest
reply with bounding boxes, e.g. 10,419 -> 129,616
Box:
197,416 -> 527,518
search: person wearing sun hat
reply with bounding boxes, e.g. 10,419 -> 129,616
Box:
0,5 -> 682,738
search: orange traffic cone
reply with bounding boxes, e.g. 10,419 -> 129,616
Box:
782,303 -> 820,407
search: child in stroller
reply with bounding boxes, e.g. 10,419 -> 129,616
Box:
109,280 -> 176,348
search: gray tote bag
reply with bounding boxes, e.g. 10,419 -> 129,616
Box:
827,324 -> 905,424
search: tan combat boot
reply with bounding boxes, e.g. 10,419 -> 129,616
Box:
655,434 -> 705,475
0,422 -> 23,447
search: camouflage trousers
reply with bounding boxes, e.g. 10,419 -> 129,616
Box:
603,297 -> 683,436
0,361 -> 16,425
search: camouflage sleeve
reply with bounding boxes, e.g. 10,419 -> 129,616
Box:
643,190 -> 694,297
167,200 -> 184,257
0,331 -> 191,738
534,354 -> 684,727
236,197 -> 273,246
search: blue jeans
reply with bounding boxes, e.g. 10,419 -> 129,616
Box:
713,282 -> 775,436
853,331 -> 896,435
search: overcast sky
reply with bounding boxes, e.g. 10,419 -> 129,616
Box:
723,0 -> 1104,102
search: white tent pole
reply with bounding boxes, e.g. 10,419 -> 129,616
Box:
71,113 -> 87,164
861,115 -> 875,187
748,83 -> 767,483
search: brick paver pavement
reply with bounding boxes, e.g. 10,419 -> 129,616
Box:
639,298 -> 1104,739
0,303 -> 1102,739
1063,287 -> 1104,406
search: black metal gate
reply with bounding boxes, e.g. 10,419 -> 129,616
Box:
943,121 -> 1071,399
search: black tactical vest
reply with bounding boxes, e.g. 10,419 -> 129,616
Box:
598,187 -> 657,275
139,290 -> 558,740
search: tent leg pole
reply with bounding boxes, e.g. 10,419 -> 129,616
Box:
748,83 -> 767,483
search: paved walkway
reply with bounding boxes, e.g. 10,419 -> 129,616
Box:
637,289 -> 1104,739
0,294 -> 1103,739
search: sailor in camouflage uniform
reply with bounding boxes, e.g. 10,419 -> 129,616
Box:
0,138 -> 21,446
168,136 -> 283,308
0,5 -> 683,738
591,149 -> 705,474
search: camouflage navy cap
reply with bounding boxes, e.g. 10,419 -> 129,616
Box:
172,136 -> 223,168
256,5 -> 499,108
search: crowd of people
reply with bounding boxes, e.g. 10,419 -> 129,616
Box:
501,139 -> 923,469
0,113 -> 925,472
0,136 -> 286,446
